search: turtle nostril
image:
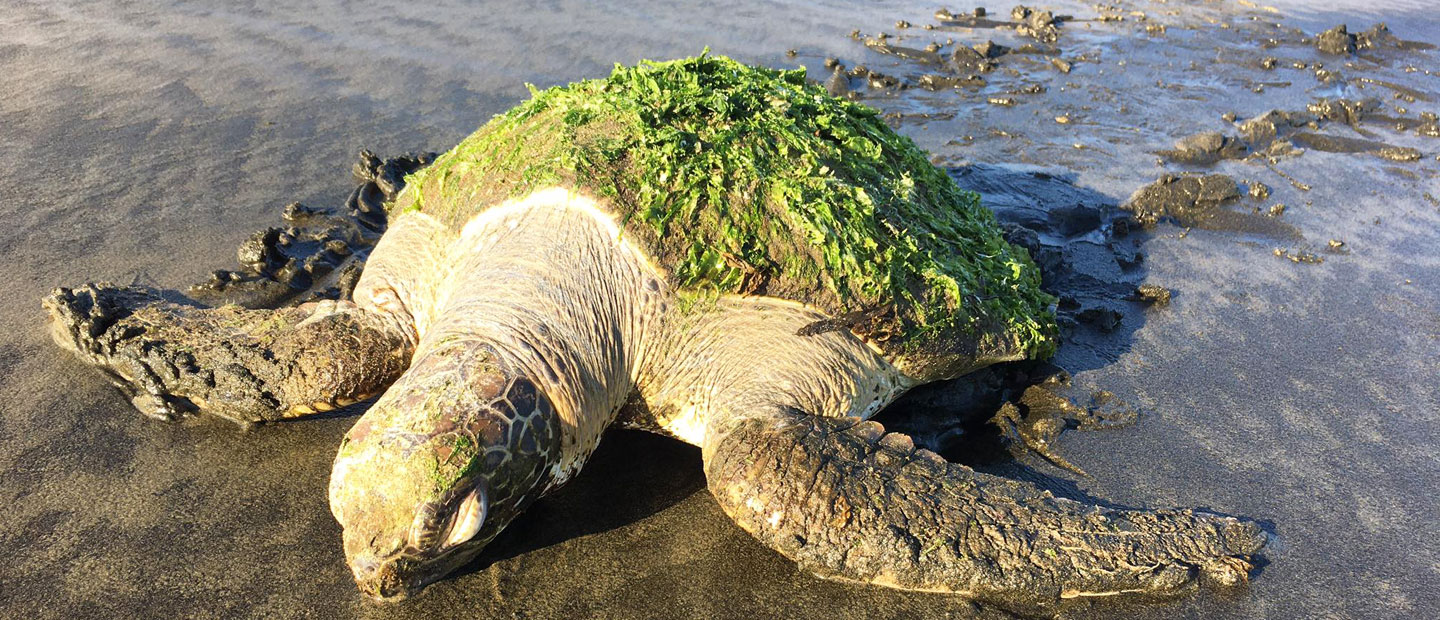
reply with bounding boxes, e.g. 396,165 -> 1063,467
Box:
352,557 -> 410,602
350,555 -> 380,587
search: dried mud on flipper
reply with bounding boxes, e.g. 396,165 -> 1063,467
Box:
189,150 -> 436,310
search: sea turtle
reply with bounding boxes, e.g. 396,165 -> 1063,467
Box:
43,55 -> 1264,612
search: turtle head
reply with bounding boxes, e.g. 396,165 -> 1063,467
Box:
327,345 -> 561,601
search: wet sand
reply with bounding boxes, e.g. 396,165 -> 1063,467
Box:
3,1 -> 1438,618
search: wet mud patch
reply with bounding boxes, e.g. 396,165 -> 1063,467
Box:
1157,97 -> 1433,171
813,2 -> 1440,255
1289,131 -> 1421,161
187,151 -> 435,309
1122,173 -> 1301,239
879,164 -> 1155,489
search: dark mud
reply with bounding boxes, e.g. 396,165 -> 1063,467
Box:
1154,97 -> 1434,169
1128,283 -> 1171,306
883,163 -> 1155,496
188,151 -> 434,309
1124,174 -> 1242,226
1119,173 -> 1302,239
1158,132 -> 1249,165
1290,132 -> 1421,161
1316,23 -> 1436,56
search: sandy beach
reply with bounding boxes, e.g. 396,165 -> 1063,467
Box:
2,1 -> 1437,618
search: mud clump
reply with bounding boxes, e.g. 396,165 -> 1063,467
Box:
1159,131 -> 1248,165
1375,147 -> 1422,162
950,45 -> 1000,74
917,74 -> 986,90
991,383 -> 1140,475
1248,182 -> 1271,200
1238,111 -> 1298,145
863,38 -> 944,65
1275,247 -> 1324,264
1307,98 -> 1377,126
1011,5 -> 1063,43
1315,25 -> 1358,55
974,40 -> 1008,59
1122,174 -> 1240,227
190,150 -> 434,308
824,69 -> 851,98
1353,23 -> 1436,52
1415,112 -> 1440,137
1129,284 -> 1172,306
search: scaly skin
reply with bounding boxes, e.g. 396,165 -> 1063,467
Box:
705,411 -> 1264,614
329,341 -> 563,600
648,295 -> 1264,613
44,285 -> 412,426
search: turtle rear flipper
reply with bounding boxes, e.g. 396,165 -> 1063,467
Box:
703,407 -> 1265,612
44,283 -> 413,426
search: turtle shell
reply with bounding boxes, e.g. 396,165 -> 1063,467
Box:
395,54 -> 1056,379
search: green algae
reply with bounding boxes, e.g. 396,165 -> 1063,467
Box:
398,53 -> 1056,369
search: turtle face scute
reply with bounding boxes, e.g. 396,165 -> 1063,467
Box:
328,344 -> 561,600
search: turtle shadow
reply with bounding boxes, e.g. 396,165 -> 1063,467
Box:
879,163 -> 1158,507
452,428 -> 707,575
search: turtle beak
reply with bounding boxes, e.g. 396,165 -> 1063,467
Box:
350,553 -> 411,602
343,485 -> 490,603
343,528 -> 416,602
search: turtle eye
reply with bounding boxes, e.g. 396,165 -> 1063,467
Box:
407,480 -> 489,553
408,501 -> 446,550
441,485 -> 488,549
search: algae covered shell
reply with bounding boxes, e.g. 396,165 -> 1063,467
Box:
399,53 -> 1056,378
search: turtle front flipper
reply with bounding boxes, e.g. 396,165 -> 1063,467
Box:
703,407 -> 1265,612
44,283 -> 413,426
649,299 -> 1266,613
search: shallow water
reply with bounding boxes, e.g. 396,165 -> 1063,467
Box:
2,1 -> 1437,618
